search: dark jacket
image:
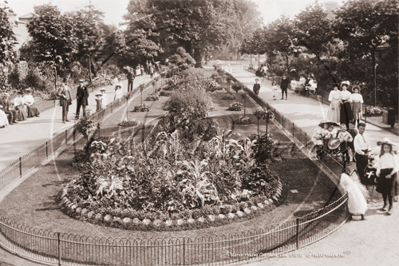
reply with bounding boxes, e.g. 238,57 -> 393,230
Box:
280,78 -> 290,90
76,85 -> 89,106
127,71 -> 135,81
0,97 -> 12,111
253,83 -> 260,94
58,86 -> 72,107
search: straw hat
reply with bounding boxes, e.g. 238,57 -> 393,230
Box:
3,92 -> 9,96
352,85 -> 361,92
341,81 -> 350,87
328,138 -> 341,150
115,84 -> 122,88
318,120 -> 339,128
25,88 -> 32,92
377,137 -> 396,146
95,92 -> 103,97
100,88 -> 106,92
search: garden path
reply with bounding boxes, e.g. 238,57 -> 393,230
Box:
0,75 -> 152,170
214,61 -> 399,266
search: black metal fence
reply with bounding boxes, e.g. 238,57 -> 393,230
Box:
0,71 -> 349,266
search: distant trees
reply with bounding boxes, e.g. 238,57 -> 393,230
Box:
0,5 -> 17,66
241,0 -> 398,109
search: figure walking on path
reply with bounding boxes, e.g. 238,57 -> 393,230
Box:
58,78 -> 72,123
127,68 -> 135,92
75,79 -> 89,119
327,83 -> 341,123
253,78 -> 260,96
280,75 -> 289,100
376,138 -> 398,215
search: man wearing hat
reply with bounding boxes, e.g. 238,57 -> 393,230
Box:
95,92 -> 103,111
253,78 -> 260,96
280,75 -> 290,100
0,92 -> 17,124
76,79 -> 89,119
58,78 -> 72,123
127,68 -> 135,92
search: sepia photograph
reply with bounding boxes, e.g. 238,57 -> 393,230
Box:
0,0 -> 398,265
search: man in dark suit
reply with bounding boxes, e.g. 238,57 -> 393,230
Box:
0,92 -> 17,124
253,78 -> 260,96
58,78 -> 72,123
75,79 -> 89,119
280,75 -> 290,100
127,68 -> 135,92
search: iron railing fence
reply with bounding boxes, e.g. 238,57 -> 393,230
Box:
225,71 -> 348,174
0,193 -> 347,266
0,70 -> 349,266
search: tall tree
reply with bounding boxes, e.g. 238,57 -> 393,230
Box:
294,1 -> 333,80
0,5 -> 17,66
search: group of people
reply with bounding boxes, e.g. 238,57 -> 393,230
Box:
252,75 -> 291,100
327,81 -> 364,127
0,88 -> 40,128
310,120 -> 398,219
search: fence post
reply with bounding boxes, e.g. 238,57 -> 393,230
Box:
111,103 -> 113,113
296,218 -> 300,249
183,237 -> 186,265
292,123 -> 295,138
19,157 -> 22,177
65,130 -> 68,145
58,232 -> 61,266
97,123 -> 101,138
46,141 -> 48,158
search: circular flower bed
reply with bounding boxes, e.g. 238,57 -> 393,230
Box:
60,130 -> 285,231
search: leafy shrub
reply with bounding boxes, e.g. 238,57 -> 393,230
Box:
364,106 -> 383,116
235,116 -> 252,124
212,205 -> 221,215
145,93 -> 159,101
229,102 -> 243,111
239,202 -> 248,211
159,90 -> 174,97
222,93 -> 236,100
133,103 -> 150,112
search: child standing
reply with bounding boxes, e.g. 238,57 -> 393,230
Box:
271,81 -> 278,100
338,123 -> 354,163
310,121 -> 329,159
348,120 -> 358,162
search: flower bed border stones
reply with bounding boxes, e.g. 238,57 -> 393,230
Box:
59,179 -> 285,231
133,103 -> 150,112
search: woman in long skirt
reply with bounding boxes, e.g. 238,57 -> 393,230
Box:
23,88 -> 40,117
376,138 -> 398,215
327,83 -> 341,123
351,86 -> 363,126
340,173 -> 368,220
340,82 -> 353,128
13,91 -> 28,121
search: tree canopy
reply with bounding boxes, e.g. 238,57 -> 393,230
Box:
0,6 -> 17,66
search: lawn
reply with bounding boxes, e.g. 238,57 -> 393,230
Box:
0,84 -> 342,241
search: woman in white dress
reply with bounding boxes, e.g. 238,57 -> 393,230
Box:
0,105 -> 9,128
327,83 -> 341,123
341,173 -> 368,220
23,88 -> 40,117
340,82 -> 353,128
100,88 -> 108,109
350,85 -> 363,126
114,84 -> 123,102
14,91 -> 28,121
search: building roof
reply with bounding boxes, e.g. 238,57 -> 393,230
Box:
19,12 -> 35,20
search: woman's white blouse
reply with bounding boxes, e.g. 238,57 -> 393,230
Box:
340,90 -> 352,101
351,93 -> 364,103
14,97 -> 25,106
329,90 -> 341,101
23,94 -> 34,105
376,153 -> 398,174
